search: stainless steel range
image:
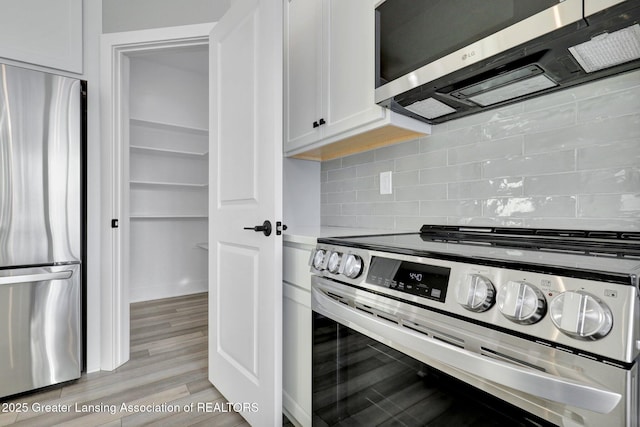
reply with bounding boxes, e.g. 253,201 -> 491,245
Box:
310,225 -> 639,426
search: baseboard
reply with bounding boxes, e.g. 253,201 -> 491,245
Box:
283,391 -> 311,427
129,280 -> 208,303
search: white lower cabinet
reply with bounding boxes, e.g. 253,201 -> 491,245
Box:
283,242 -> 313,427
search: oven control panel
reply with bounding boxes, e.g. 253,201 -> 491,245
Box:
366,256 -> 450,303
310,243 -> 639,364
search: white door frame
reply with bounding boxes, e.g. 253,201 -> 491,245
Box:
99,23 -> 214,371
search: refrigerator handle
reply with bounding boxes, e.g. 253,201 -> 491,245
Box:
0,271 -> 73,286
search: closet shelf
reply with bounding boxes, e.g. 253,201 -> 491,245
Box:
130,118 -> 208,135
130,145 -> 208,157
130,180 -> 208,188
130,214 -> 208,219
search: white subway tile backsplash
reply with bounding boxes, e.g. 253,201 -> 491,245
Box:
393,170 -> 420,188
524,217 -> 640,231
395,183 -> 447,202
448,178 -> 524,199
322,215 -> 357,227
453,217 -> 525,227
421,200 -> 482,217
577,139 -> 640,170
421,126 -> 480,153
578,194 -> 640,218
448,104 -> 524,130
321,158 -> 342,172
374,201 -> 420,216
327,166 -> 356,181
341,150 -> 375,167
342,203 -> 373,216
320,71 -> 640,232
395,216 -> 443,231
420,163 -> 482,184
356,215 -> 395,230
321,203 -> 341,216
482,150 -> 575,179
524,168 -> 640,196
578,85 -> 640,123
356,159 -> 395,177
374,140 -> 419,161
481,104 -> 576,140
525,114 -> 640,154
356,189 -> 394,203
396,151 -> 447,172
447,136 -> 523,165
484,196 -> 576,218
327,191 -> 357,204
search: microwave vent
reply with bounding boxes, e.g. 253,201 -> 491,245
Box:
468,74 -> 558,107
405,97 -> 456,119
569,24 -> 640,73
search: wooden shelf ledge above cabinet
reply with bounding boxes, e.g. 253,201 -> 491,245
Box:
286,112 -> 431,162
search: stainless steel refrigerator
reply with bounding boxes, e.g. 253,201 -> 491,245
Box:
0,63 -> 85,398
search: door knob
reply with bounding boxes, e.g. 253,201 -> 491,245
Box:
244,220 -> 272,236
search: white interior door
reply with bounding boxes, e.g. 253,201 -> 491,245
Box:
208,0 -> 283,426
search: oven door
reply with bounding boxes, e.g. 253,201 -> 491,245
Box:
312,307 -> 554,426
311,276 -> 636,427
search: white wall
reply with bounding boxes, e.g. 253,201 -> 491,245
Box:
283,158 -> 321,229
129,54 -> 208,128
102,0 -> 230,33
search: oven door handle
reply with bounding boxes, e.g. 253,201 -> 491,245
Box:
312,286 -> 622,414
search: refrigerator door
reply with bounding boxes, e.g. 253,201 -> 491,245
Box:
0,264 -> 81,398
0,63 -> 81,268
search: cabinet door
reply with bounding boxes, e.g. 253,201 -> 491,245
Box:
0,0 -> 82,73
283,282 -> 312,427
285,0 -> 323,151
323,0 -> 384,138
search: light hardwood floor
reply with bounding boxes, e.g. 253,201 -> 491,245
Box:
0,293 -> 251,427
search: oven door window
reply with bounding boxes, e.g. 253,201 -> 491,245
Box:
312,311 -> 554,426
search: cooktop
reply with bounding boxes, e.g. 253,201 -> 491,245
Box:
318,225 -> 640,285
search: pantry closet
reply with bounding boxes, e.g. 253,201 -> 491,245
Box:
126,46 -> 209,302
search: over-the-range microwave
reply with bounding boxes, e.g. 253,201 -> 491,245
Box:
375,0 -> 640,124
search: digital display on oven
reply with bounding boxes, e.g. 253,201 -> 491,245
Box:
366,256 -> 450,303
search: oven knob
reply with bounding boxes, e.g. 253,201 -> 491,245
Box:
549,291 -> 613,340
456,274 -> 495,312
327,251 -> 342,274
497,281 -> 546,324
312,249 -> 327,270
343,254 -> 363,279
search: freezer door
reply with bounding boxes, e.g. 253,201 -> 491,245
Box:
0,265 -> 81,398
0,63 -> 82,267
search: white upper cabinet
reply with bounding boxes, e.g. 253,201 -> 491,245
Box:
0,0 -> 82,73
284,0 -> 430,161
285,0 -> 323,147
